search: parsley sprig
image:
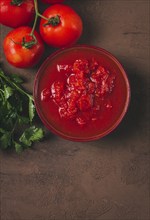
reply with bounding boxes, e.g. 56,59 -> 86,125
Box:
0,69 -> 44,153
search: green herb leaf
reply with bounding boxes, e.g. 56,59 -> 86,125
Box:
9,74 -> 23,84
6,100 -> 12,110
0,132 -> 11,149
4,85 -> 13,99
14,142 -> 23,154
29,127 -> 44,142
0,69 -> 5,76
29,98 -> 35,122
19,126 -> 44,147
0,69 -> 44,152
0,128 -> 5,134
18,115 -> 29,125
16,98 -> 23,112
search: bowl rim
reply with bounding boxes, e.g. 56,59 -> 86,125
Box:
34,44 -> 131,141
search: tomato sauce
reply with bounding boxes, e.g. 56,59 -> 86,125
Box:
35,46 -> 129,140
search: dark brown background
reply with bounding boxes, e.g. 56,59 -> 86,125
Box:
0,0 -> 150,220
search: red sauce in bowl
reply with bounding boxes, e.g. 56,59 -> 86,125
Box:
34,45 -> 130,141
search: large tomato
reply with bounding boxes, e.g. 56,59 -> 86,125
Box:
3,26 -> 45,68
0,0 -> 35,28
41,0 -> 65,3
39,4 -> 83,48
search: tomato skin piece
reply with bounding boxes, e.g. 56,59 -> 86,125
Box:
41,0 -> 65,4
39,4 -> 83,48
3,26 -> 45,68
0,0 -> 35,28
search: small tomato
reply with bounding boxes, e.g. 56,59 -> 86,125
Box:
0,0 -> 35,28
39,4 -> 83,48
3,26 -> 45,68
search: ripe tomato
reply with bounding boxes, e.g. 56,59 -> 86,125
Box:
39,4 -> 83,48
41,0 -> 65,3
3,26 -> 45,68
0,0 -> 34,28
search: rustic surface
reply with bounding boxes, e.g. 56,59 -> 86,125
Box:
0,0 -> 150,220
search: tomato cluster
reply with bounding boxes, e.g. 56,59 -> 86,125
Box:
0,0 -> 83,68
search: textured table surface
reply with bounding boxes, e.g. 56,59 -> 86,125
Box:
0,0 -> 149,220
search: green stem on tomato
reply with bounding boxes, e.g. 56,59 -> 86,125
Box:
10,0 -> 40,49
11,0 -> 23,6
43,15 -> 60,27
37,13 -> 49,21
11,0 -> 49,49
10,36 -> 37,49
30,0 -> 39,36
31,0 -> 48,37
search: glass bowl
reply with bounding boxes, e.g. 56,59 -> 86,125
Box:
34,45 -> 130,141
